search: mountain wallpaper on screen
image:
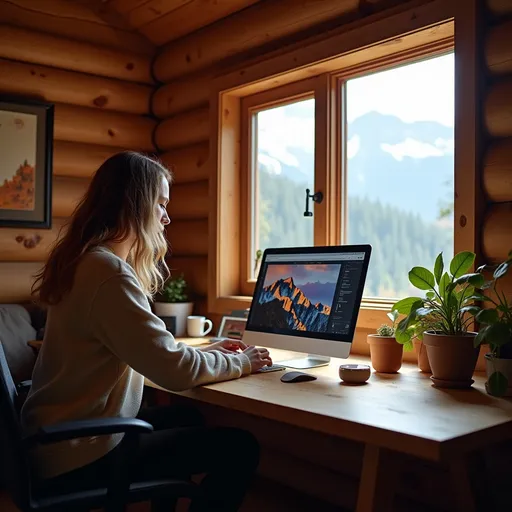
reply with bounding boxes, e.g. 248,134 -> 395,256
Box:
252,277 -> 331,332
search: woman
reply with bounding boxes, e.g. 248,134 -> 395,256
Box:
21,151 -> 272,510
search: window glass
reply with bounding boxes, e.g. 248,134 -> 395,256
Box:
344,53 -> 455,299
251,98 -> 315,276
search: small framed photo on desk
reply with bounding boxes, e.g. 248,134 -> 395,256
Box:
218,316 -> 247,340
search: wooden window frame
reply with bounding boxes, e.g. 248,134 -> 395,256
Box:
208,0 -> 477,334
239,75 -> 336,297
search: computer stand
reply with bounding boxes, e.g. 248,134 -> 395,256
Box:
277,354 -> 331,369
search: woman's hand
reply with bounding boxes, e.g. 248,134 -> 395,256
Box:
201,338 -> 247,354
242,346 -> 272,373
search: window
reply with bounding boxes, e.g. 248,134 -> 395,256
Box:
250,98 -> 315,274
342,53 -> 455,300
209,11 -> 466,328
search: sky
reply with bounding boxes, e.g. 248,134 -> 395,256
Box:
263,263 -> 341,287
256,52 -> 454,160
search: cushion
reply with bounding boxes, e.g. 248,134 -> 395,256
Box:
0,304 -> 37,382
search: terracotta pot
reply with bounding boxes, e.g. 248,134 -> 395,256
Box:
367,335 -> 403,373
413,339 -> 431,373
422,331 -> 480,388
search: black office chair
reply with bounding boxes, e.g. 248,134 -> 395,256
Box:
0,341 -> 199,511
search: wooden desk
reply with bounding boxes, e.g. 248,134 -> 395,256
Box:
30,338 -> 512,510
145,344 -> 512,512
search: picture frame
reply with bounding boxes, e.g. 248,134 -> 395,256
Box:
218,316 -> 248,340
0,96 -> 54,228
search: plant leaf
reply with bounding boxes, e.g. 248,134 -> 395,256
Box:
476,309 -> 500,325
409,267 -> 436,291
434,253 -> 444,285
484,323 -> 512,347
392,297 -> 423,315
467,292 -> 491,302
488,371 -> 508,397
439,272 -> 450,299
474,327 -> 489,347
453,273 -> 485,288
460,305 -> 481,316
387,310 -> 399,323
493,262 -> 509,280
450,251 -> 475,278
426,291 -> 435,300
403,339 -> 414,352
416,307 -> 433,317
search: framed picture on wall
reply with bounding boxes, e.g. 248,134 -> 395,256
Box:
218,316 -> 247,340
0,96 -> 53,228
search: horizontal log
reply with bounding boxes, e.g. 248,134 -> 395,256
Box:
168,180 -> 209,220
0,25 -> 153,84
0,262 -> 43,303
161,142 -> 210,184
486,19 -> 512,75
52,177 -> 89,218
482,202 -> 512,263
483,139 -> 512,202
153,0 -> 360,81
152,71 -> 211,118
166,256 -> 208,297
155,108 -> 209,151
0,58 -> 151,115
54,104 -> 156,151
110,0 -> 149,13
135,0 -> 260,45
167,219 -> 208,256
0,218 -> 67,262
0,0 -> 154,55
487,0 -> 512,14
485,79 -> 512,137
53,141 -> 123,179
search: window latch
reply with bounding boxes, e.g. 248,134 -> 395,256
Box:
304,188 -> 323,217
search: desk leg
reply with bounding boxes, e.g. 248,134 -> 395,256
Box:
356,444 -> 396,512
449,456 -> 476,512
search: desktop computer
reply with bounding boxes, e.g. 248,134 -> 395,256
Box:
243,244 -> 371,369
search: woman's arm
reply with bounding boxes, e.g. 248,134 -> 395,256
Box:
89,273 -> 252,391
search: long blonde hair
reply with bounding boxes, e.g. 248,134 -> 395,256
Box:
33,151 -> 172,305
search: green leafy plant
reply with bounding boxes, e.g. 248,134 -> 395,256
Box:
473,250 -> 512,396
160,274 -> 188,303
392,251 -> 484,344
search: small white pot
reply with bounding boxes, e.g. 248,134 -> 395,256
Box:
153,302 -> 194,337
485,353 -> 512,397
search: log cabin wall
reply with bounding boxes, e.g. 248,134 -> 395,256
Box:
151,0 -> 440,322
482,0 -> 512,298
0,0 -> 156,303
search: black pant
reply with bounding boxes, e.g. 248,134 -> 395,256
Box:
40,404 -> 260,511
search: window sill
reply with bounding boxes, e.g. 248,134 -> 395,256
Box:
209,295 -> 392,331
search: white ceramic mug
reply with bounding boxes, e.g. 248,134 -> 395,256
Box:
187,315 -> 213,337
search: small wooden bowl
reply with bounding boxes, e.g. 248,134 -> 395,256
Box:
339,364 -> 371,384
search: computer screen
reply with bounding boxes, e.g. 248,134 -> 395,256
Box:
246,245 -> 371,344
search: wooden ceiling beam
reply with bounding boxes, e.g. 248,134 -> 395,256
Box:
129,0 -> 261,45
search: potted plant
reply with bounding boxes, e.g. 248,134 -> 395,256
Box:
153,274 -> 194,337
392,313 -> 432,373
393,251 -> 484,389
367,310 -> 410,373
474,251 -> 512,397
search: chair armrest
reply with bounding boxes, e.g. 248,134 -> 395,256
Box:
25,417 -> 153,445
16,380 -> 32,393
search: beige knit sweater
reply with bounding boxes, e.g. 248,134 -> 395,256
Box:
20,247 -> 251,479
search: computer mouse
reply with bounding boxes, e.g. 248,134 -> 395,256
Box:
280,371 -> 317,383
